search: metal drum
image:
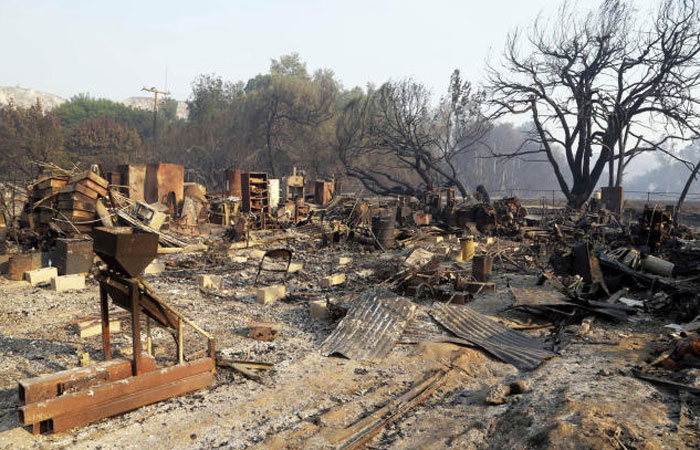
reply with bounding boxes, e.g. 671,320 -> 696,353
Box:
371,214 -> 396,249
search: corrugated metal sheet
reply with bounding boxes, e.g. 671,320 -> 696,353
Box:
399,310 -> 450,344
430,305 -> 555,370
321,289 -> 416,360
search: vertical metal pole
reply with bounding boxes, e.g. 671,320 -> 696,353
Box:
152,92 -> 158,159
146,317 -> 152,356
177,317 -> 184,365
208,338 -> 216,362
130,280 -> 143,375
100,284 -> 111,360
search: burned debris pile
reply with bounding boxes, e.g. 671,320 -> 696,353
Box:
1,162 -> 700,446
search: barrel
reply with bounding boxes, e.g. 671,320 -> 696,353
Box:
459,236 -> 475,261
641,255 -> 674,277
473,254 -> 493,282
371,215 -> 396,249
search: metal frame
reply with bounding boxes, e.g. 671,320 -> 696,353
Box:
254,248 -> 292,285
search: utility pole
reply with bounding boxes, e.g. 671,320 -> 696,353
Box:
141,86 -> 170,161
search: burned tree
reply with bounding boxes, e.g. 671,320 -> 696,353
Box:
678,155 -> 700,210
336,71 -> 488,198
488,0 -> 700,208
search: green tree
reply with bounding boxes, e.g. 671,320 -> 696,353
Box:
53,94 -> 166,143
0,100 -> 66,182
65,117 -> 142,169
242,54 -> 339,177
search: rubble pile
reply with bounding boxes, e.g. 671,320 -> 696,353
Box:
1,161 -> 699,448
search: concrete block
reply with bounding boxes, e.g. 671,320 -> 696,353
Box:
144,259 -> 165,275
24,267 -> 58,286
51,274 -> 86,292
321,273 -> 345,288
256,285 -> 286,304
196,274 -> 224,292
78,319 -> 121,338
336,257 -> 353,266
287,262 -> 303,273
309,299 -> 329,320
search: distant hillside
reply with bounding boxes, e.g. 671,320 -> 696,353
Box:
122,96 -> 189,120
0,86 -> 65,110
0,86 -> 188,119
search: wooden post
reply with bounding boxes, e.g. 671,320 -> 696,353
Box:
100,284 -> 111,360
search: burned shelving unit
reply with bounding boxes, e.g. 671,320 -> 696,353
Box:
241,172 -> 269,228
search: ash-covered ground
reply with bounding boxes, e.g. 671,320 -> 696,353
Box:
0,230 -> 698,449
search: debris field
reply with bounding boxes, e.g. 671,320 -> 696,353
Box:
0,165 -> 699,449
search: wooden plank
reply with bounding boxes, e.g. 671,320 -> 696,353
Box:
57,191 -> 95,203
69,171 -> 109,189
50,371 -> 212,433
55,222 -> 93,234
19,358 -> 213,425
332,370 -> 449,449
60,183 -> 99,200
39,209 -> 54,223
34,177 -> 69,191
57,209 -> 95,222
79,178 -> 108,197
34,186 -> 62,199
57,199 -> 96,212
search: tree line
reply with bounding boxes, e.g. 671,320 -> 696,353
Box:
2,0 -> 699,209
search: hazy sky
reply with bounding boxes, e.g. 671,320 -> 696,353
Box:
1,0 -> 659,101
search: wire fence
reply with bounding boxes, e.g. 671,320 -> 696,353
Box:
340,181 -> 700,205
488,188 -> 700,205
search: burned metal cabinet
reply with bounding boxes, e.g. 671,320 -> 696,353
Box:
224,168 -> 244,198
282,172 -> 305,201
7,253 -> 42,280
314,180 -> 335,206
145,163 -> 185,212
50,238 -> 93,275
116,164 -> 147,202
601,186 -> 624,214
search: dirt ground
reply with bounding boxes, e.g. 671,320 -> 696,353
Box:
0,231 -> 698,449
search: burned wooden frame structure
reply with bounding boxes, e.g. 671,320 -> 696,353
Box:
17,227 -> 215,434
